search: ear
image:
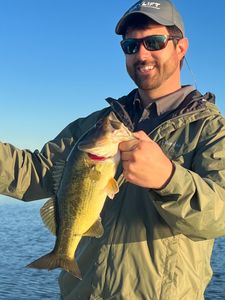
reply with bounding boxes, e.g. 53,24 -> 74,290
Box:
176,37 -> 189,61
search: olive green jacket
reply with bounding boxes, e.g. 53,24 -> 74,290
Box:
1,89 -> 225,300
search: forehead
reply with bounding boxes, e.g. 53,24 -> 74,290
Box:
125,24 -> 169,38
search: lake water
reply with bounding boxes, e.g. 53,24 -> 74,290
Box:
0,197 -> 225,300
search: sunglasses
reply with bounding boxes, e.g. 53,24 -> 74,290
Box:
120,35 -> 181,55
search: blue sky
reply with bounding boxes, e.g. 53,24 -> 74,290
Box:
0,0 -> 224,150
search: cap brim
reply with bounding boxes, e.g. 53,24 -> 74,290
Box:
115,11 -> 175,35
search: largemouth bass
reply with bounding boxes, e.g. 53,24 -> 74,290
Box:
27,111 -> 134,279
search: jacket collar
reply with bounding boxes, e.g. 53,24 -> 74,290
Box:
106,88 -> 216,134
134,85 -> 196,116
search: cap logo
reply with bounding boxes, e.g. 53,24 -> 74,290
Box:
130,1 -> 161,11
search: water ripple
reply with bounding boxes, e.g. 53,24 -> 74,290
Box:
0,198 -> 225,299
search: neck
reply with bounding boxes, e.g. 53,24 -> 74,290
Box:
138,82 -> 182,107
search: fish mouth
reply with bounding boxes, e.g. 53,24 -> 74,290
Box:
87,153 -> 107,161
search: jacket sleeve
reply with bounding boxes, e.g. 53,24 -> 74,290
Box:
0,109 -> 107,201
0,122 -> 78,201
150,114 -> 225,240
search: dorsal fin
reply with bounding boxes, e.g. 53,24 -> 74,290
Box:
40,197 -> 57,235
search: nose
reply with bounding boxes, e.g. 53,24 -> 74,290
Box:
136,42 -> 152,59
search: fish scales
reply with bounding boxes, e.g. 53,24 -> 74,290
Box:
26,111 -> 135,279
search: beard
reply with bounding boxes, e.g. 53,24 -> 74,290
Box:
126,55 -> 179,91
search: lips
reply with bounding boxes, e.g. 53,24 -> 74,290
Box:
137,64 -> 155,74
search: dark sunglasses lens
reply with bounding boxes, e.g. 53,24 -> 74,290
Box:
145,36 -> 167,51
121,40 -> 139,54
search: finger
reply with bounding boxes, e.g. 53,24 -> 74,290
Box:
122,161 -> 134,177
120,150 -> 134,161
122,162 -> 136,183
119,139 -> 139,152
122,160 -> 130,170
133,130 -> 151,141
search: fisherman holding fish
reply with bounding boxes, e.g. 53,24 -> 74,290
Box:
1,1 -> 225,299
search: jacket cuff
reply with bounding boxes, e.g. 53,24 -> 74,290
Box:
152,162 -> 187,198
154,161 -> 176,191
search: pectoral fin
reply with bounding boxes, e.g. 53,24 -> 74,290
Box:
83,217 -> 104,238
40,197 -> 57,235
105,178 -> 119,199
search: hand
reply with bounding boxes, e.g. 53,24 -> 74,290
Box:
119,131 -> 174,189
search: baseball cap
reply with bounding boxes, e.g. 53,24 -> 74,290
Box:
115,0 -> 185,37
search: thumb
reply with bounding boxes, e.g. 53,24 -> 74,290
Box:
133,130 -> 150,141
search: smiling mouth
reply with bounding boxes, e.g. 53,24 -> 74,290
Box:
138,65 -> 155,73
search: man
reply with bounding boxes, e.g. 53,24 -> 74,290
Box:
1,0 -> 225,299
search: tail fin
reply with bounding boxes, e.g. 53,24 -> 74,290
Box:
26,252 -> 82,280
